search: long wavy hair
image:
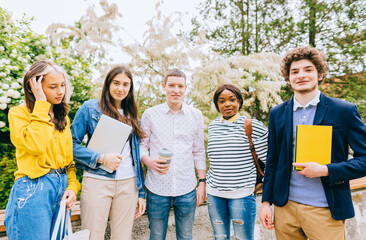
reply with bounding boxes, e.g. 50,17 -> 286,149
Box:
99,64 -> 145,139
23,60 -> 71,131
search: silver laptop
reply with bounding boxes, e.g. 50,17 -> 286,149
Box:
87,114 -> 132,173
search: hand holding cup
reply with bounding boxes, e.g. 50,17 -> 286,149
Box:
158,148 -> 173,174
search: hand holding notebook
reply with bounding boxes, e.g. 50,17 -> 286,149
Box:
102,153 -> 123,172
294,125 -> 332,171
293,162 -> 330,178
87,114 -> 132,173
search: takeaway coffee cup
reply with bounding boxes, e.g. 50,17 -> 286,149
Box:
158,148 -> 173,165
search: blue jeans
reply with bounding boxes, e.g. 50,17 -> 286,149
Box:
147,189 -> 196,240
5,172 -> 68,240
207,194 -> 256,240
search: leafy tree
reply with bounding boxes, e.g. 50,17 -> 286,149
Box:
292,0 -> 365,74
190,0 -> 366,75
320,73 -> 366,121
189,0 -> 296,55
324,0 -> 366,74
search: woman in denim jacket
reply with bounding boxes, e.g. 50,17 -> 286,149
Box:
71,65 -> 146,240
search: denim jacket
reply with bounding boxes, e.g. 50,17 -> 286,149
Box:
70,99 -> 145,198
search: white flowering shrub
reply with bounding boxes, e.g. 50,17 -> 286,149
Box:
46,0 -> 122,80
124,4 -> 195,115
0,7 -> 93,134
190,52 -> 285,123
0,8 -> 49,133
46,0 -> 201,116
49,45 -> 94,120
42,0 -> 287,124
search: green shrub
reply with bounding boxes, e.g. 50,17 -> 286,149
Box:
0,143 -> 16,209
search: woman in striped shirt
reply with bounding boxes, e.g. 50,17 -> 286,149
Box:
206,84 -> 268,240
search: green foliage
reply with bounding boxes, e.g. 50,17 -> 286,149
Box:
278,84 -> 293,102
320,73 -> 366,121
190,0 -> 366,76
189,0 -> 296,55
0,8 -> 48,144
0,143 -> 16,209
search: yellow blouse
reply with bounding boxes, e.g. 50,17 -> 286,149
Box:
8,100 -> 80,194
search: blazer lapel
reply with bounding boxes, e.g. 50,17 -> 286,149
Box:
313,93 -> 329,125
285,97 -> 294,152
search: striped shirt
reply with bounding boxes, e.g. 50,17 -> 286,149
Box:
207,115 -> 268,195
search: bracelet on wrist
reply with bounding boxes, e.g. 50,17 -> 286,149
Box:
198,178 -> 206,183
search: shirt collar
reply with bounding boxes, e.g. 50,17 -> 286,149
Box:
221,113 -> 240,123
163,102 -> 186,114
293,90 -> 320,111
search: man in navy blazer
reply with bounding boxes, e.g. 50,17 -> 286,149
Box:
259,46 -> 366,239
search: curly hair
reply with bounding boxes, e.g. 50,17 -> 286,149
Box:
281,46 -> 329,83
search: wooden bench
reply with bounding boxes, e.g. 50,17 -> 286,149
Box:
2,177 -> 366,233
350,176 -> 366,190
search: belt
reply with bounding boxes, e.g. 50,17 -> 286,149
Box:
48,167 -> 67,174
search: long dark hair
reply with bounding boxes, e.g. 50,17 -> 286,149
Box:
23,60 -> 71,131
99,64 -> 145,139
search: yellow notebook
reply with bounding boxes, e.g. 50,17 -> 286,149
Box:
294,125 -> 332,171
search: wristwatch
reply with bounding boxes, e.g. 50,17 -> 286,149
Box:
198,178 -> 206,183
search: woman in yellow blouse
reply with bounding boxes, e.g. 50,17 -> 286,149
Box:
4,60 -> 80,240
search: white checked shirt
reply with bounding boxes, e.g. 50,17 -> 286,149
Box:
140,102 -> 206,196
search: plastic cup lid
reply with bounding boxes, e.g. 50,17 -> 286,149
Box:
159,148 -> 173,157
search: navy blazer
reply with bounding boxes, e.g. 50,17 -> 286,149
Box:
262,93 -> 366,220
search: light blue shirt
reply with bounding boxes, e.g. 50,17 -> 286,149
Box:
288,91 -> 329,207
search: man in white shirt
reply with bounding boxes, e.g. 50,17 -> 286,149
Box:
140,69 -> 206,240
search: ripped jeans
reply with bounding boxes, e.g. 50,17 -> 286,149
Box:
207,194 -> 256,240
5,172 -> 68,240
